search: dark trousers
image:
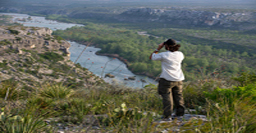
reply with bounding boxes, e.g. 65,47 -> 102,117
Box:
158,78 -> 185,118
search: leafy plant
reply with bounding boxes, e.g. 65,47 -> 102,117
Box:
204,83 -> 256,105
66,98 -> 90,123
38,84 -> 73,99
233,72 -> 256,86
9,29 -> 20,35
0,39 -> 12,46
0,109 -> 53,133
0,62 -> 7,68
53,35 -> 64,43
26,97 -> 53,110
91,99 -> 109,115
39,52 -> 64,62
183,83 -> 207,109
100,103 -> 154,127
15,37 -> 22,41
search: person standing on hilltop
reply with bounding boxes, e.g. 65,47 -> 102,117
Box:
149,39 -> 185,121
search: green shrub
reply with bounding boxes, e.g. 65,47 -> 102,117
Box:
26,70 -> 38,75
18,68 -> 25,72
53,35 -> 64,43
26,97 -> 53,111
183,84 -> 207,109
100,103 -> 154,127
0,39 -> 12,45
233,72 -> 256,86
90,99 -> 110,115
9,29 -> 20,35
0,62 -> 7,68
44,37 -> 51,40
204,83 -> 256,105
63,80 -> 84,89
234,84 -> 256,101
15,37 -> 22,41
39,52 -> 64,62
204,87 -> 236,103
4,49 -> 18,54
38,84 -> 73,99
66,98 -> 90,123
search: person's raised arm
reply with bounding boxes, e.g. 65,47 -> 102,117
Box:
149,42 -> 165,60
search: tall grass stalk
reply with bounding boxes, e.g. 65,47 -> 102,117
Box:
38,84 -> 73,99
4,88 -> 9,101
0,80 -> 21,100
198,97 -> 256,132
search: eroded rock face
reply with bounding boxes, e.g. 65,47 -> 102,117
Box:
27,28 -> 52,36
0,25 -> 103,88
0,26 -> 70,56
118,8 -> 256,28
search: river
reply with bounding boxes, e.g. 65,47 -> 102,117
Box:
0,13 -> 157,88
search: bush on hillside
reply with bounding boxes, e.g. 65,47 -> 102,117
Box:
39,52 -> 64,62
233,72 -> 256,86
9,29 -> 20,35
197,97 -> 256,132
204,73 -> 256,105
0,39 -> 12,46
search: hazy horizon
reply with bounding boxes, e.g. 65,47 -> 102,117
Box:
1,0 -> 256,5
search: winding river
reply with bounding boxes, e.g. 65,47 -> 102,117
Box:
1,13 -> 157,88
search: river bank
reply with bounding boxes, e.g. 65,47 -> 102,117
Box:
96,52 -> 158,80
59,37 -> 159,86
68,37 -> 159,82
58,37 -> 159,84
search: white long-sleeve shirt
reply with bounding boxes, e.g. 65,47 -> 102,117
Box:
151,51 -> 185,81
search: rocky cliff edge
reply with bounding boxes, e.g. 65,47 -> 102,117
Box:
0,25 -> 104,88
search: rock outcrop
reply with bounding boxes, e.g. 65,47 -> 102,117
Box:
0,25 -> 103,88
0,26 -> 70,57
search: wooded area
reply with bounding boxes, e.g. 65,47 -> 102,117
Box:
53,22 -> 255,80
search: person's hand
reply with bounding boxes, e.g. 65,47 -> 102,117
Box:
150,42 -> 164,59
157,42 -> 165,51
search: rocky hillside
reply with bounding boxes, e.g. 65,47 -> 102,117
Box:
0,25 -> 103,88
118,8 -> 256,29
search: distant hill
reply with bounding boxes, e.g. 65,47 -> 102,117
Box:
117,7 -> 256,30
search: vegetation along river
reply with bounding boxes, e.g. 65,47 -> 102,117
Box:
1,13 -> 157,88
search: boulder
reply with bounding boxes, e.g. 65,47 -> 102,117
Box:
1,70 -> 8,74
140,79 -> 146,83
38,68 -> 53,75
105,73 -> 115,78
128,76 -> 136,80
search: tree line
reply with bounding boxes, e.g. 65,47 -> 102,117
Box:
53,23 -> 254,81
